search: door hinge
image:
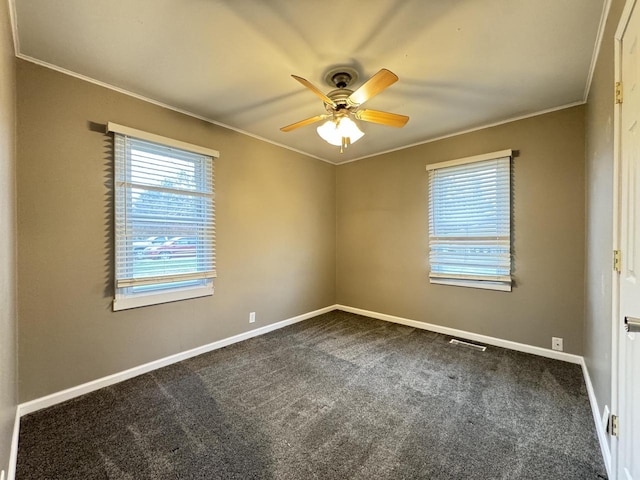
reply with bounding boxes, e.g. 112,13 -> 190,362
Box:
614,250 -> 622,273
607,414 -> 619,437
615,81 -> 623,104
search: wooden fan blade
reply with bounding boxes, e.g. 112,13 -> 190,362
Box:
355,109 -> 409,128
280,115 -> 326,132
292,75 -> 336,107
348,69 -> 398,106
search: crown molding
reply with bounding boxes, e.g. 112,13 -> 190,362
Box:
335,100 -> 586,165
584,0 -> 613,101
7,0 -> 19,56
16,54 -> 334,165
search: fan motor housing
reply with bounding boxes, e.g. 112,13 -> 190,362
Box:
325,88 -> 354,113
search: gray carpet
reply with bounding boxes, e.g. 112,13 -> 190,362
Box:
17,311 -> 607,479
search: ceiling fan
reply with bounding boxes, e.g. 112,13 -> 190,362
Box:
280,67 -> 409,153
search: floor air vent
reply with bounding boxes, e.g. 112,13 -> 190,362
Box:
449,338 -> 487,351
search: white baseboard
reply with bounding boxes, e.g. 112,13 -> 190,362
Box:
16,304 -> 585,418
13,303 -> 608,480
336,305 -> 615,473
336,305 -> 583,364
7,407 -> 19,480
580,359 -> 612,479
19,305 -> 336,416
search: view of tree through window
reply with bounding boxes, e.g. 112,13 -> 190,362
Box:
128,149 -> 206,285
113,131 -> 216,309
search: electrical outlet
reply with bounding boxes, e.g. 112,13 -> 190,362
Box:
249,312 -> 256,323
552,337 -> 563,351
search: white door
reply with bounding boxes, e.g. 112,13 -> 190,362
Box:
618,0 -> 640,478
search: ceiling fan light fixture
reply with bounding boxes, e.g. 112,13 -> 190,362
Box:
316,116 -> 364,148
282,67 -> 408,153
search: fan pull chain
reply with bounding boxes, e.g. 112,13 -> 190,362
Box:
340,136 -> 351,154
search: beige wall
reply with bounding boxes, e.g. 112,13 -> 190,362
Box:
17,60 -> 336,401
337,106 -> 586,354
14,36 -> 601,405
0,0 -> 17,472
584,0 -> 626,439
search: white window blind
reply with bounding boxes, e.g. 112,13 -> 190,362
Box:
111,124 -> 217,310
427,151 -> 512,291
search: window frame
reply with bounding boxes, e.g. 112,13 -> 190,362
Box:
109,123 -> 219,311
426,149 -> 512,292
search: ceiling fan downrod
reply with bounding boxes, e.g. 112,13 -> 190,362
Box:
330,72 -> 353,89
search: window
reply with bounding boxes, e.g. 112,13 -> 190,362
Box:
109,123 -> 218,311
427,150 -> 512,291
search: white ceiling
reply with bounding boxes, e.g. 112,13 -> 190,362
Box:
12,0 -> 606,164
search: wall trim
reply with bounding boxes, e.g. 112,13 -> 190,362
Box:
7,407 -> 19,480
14,54 -> 333,165
581,359 -> 612,479
12,305 -> 610,478
335,101 -> 586,165
336,305 -> 583,364
14,54 -> 585,169
336,306 -> 611,470
584,0 -> 613,101
18,305 -> 335,416
16,305 -> 594,413
7,0 -> 19,56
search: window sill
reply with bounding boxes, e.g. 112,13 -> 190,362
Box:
429,278 -> 512,292
113,284 -> 213,311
